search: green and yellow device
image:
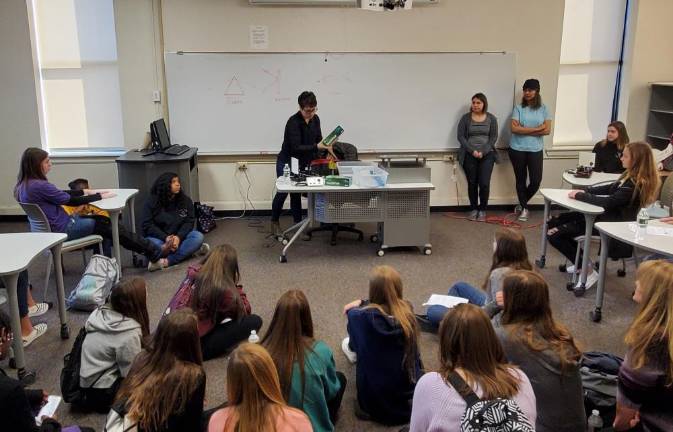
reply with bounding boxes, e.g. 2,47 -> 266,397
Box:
325,175 -> 351,187
322,125 -> 344,146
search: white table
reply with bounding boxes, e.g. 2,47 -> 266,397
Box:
537,188 -> 605,295
562,171 -> 620,188
591,221 -> 673,322
91,189 -> 139,276
275,180 -> 435,262
0,233 -> 68,383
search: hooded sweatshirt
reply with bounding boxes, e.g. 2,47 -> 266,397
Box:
495,326 -> 586,432
80,307 -> 143,389
346,305 -> 422,425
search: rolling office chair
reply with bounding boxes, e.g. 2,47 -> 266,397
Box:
304,141 -> 364,246
660,172 -> 673,213
20,202 -> 103,300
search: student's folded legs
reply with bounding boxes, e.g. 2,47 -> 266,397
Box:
200,314 -> 263,361
147,230 -> 204,266
426,282 -> 486,326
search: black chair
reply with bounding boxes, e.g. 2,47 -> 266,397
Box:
304,142 -> 364,246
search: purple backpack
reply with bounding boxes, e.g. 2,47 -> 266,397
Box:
162,264 -> 200,318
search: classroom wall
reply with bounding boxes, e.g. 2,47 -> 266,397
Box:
625,0 -> 673,141
4,0 -> 668,214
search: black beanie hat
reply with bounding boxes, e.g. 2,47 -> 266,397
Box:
523,78 -> 540,91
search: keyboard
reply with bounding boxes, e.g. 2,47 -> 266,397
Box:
162,144 -> 190,156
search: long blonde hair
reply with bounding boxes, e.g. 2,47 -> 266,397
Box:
365,265 -> 420,381
224,343 -> 297,432
620,141 -> 660,208
625,260 -> 673,385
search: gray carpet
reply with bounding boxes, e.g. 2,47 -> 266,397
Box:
0,211 -> 636,431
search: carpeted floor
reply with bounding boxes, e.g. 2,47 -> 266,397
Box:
0,211 -> 637,431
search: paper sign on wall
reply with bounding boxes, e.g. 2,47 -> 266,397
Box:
249,25 -> 268,50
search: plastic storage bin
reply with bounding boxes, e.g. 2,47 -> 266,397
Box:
351,166 -> 389,187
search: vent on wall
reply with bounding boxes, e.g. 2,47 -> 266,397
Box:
249,0 -> 438,5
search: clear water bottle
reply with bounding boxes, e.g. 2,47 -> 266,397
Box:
282,163 -> 291,184
587,409 -> 603,431
637,208 -> 649,227
248,330 -> 260,344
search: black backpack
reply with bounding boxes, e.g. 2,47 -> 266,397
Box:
194,202 -> 216,234
60,327 -> 88,404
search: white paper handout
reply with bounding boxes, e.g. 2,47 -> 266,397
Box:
646,226 -> 673,237
35,395 -> 61,426
422,294 -> 469,308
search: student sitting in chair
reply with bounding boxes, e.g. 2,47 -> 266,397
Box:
62,178 -> 109,218
0,271 -> 50,347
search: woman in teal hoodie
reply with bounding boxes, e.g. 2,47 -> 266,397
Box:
262,290 -> 346,432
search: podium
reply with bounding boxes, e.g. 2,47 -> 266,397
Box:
115,148 -> 199,233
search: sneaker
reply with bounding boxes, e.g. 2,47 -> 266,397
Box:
147,258 -> 168,272
28,302 -> 51,318
514,204 -> 523,214
271,221 -> 283,238
577,270 -> 600,289
477,211 -> 486,222
23,323 -> 47,348
197,243 -> 210,256
467,210 -> 478,221
341,337 -> 357,364
0,290 -> 6,306
518,208 -> 529,222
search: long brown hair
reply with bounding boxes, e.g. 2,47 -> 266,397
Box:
225,343 -> 297,432
620,141 -> 660,208
14,147 -> 48,199
110,277 -> 150,340
262,290 -> 314,405
365,266 -> 420,381
520,90 -> 542,109
600,121 -> 630,151
115,309 -> 204,431
483,228 -> 532,290
500,270 -> 582,369
191,244 -> 244,324
625,260 -> 673,385
439,303 -> 520,399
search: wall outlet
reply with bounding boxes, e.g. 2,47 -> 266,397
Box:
237,162 -> 248,171
443,154 -> 455,162
152,90 -> 161,102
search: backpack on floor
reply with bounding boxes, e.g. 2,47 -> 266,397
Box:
448,371 -> 535,432
195,202 -> 216,233
104,401 -> 138,432
580,351 -> 623,427
67,255 -> 120,311
60,327 -> 88,404
162,264 -> 201,318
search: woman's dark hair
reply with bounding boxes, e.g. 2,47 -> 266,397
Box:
521,79 -> 542,109
150,172 -> 183,208
110,277 -> 151,340
14,147 -> 48,199
601,121 -> 630,151
471,93 -> 488,113
68,178 -> 89,191
115,309 -> 204,431
298,91 -> 317,109
483,228 -> 532,290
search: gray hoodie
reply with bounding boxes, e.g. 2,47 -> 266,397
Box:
79,306 -> 143,389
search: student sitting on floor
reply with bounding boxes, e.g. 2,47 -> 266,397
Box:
547,141 -> 660,289
496,270 -> 585,432
614,260 -> 673,431
0,310 -> 94,432
110,309 -> 206,432
62,178 -> 109,218
166,244 -> 262,360
262,290 -> 346,432
0,270 -> 51,347
342,265 -> 423,426
77,277 -> 150,412
208,343 -> 312,432
142,172 -> 209,271
417,227 -> 532,330
409,303 -> 536,431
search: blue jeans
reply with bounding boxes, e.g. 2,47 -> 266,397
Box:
146,230 -> 204,266
426,282 -> 486,326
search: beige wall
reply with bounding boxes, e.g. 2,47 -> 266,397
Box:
625,0 -> 673,141
5,0 -> 669,215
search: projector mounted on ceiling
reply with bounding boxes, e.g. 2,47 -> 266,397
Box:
249,0 -> 439,6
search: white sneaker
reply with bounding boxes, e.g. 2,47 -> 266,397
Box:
577,270 -> 599,289
197,243 -> 210,256
514,204 -> 523,214
565,264 -> 575,274
28,302 -> 50,318
0,290 -> 6,306
23,323 -> 47,348
147,258 -> 168,272
341,337 -> 357,364
518,208 -> 529,222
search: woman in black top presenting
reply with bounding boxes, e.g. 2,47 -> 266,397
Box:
592,121 -> 629,173
271,91 -> 333,237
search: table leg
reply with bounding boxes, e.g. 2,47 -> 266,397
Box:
536,198 -> 550,268
280,193 -> 314,263
591,232 -> 610,322
128,197 -> 137,235
574,214 -> 596,297
110,211 -> 122,277
2,273 -> 35,384
51,243 -> 69,339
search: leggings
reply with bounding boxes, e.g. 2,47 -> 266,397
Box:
462,151 -> 496,211
271,158 -> 302,223
200,314 -> 263,360
509,148 -> 543,209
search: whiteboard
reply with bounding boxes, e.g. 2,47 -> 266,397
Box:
165,52 -> 516,154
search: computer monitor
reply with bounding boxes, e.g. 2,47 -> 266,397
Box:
150,119 -> 171,150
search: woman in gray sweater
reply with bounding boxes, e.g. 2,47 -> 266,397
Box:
496,270 -> 585,432
457,93 -> 499,221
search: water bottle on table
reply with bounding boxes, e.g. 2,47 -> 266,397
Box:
637,208 -> 649,227
282,163 -> 291,185
587,409 -> 603,431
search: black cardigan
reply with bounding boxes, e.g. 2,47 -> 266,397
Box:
575,178 -> 640,222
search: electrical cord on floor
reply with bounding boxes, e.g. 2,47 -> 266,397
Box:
443,211 -> 543,230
